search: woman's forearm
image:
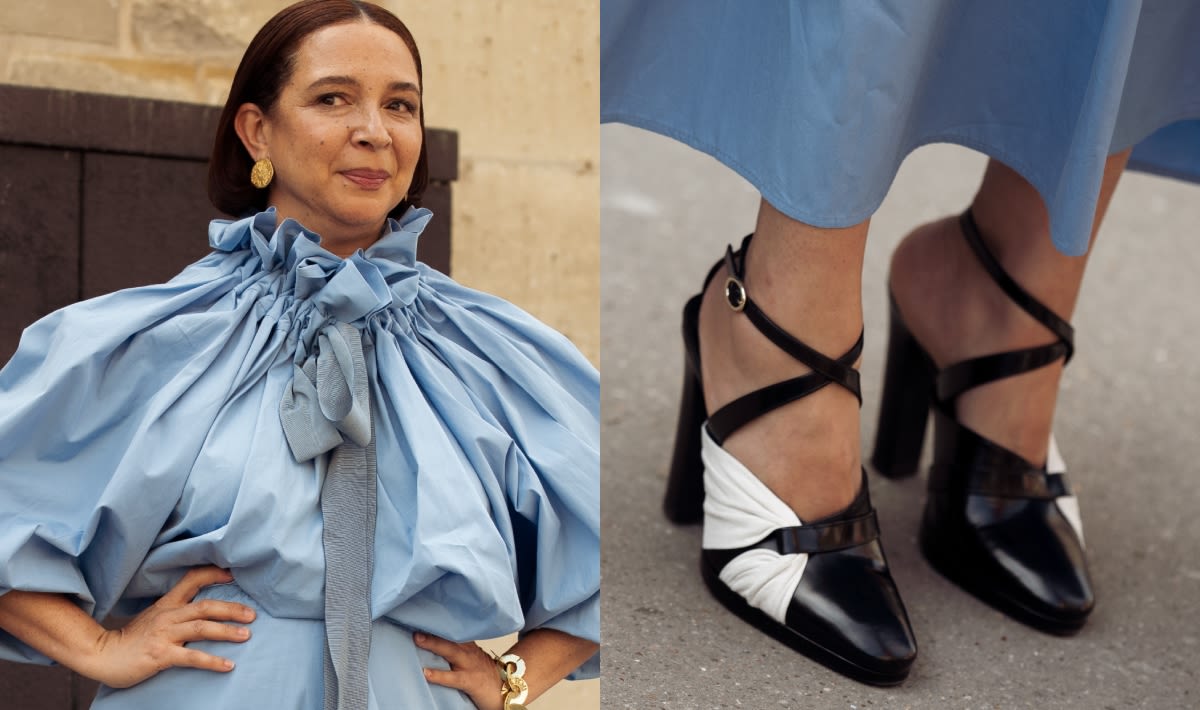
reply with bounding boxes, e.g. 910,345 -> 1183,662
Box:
503,628 -> 599,706
0,590 -> 105,676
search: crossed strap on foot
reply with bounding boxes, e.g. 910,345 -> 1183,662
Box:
705,235 -> 864,446
929,211 -> 1077,498
702,234 -> 878,590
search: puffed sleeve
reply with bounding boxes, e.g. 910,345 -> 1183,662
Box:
502,359 -> 599,680
410,269 -> 601,679
0,267 -> 240,663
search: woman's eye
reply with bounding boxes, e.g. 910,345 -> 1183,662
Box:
318,94 -> 344,106
387,99 -> 416,113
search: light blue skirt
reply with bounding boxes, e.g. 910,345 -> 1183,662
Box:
601,0 -> 1200,255
0,208 -> 600,707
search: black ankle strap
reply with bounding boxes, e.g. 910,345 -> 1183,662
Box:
959,210 -> 1075,362
933,212 -> 1076,403
706,234 -> 863,446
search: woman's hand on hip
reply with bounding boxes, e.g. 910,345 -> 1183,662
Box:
88,566 -> 255,688
415,632 -> 504,710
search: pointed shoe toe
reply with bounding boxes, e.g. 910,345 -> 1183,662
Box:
785,543 -> 917,682
700,479 -> 917,686
922,488 -> 1094,634
701,530 -> 917,686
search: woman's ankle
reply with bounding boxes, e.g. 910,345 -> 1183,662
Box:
697,240 -> 864,521
890,217 -> 1063,364
889,215 -> 1064,466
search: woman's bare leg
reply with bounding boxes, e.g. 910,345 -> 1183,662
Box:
889,149 -> 1131,464
698,199 -> 868,521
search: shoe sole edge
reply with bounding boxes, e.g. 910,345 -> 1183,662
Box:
699,555 -> 914,686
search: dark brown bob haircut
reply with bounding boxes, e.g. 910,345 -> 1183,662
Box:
208,0 -> 428,218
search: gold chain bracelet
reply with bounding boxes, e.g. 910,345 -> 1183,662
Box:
493,652 -> 529,710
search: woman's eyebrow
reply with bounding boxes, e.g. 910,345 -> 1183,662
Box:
307,75 -> 420,94
308,75 -> 358,91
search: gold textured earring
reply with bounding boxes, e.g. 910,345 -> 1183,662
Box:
250,157 -> 274,189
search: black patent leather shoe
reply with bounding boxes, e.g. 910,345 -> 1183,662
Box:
702,474 -> 917,684
665,235 -> 917,685
871,210 -> 1094,634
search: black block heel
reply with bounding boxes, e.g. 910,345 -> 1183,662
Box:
870,295 -> 934,480
664,296 -> 706,524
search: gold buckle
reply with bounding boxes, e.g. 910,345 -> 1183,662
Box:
725,276 -> 747,312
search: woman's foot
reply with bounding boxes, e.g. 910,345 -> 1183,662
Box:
881,206 -> 1098,634
696,203 -> 869,522
887,152 -> 1130,466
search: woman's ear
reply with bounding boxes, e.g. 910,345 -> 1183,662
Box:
234,103 -> 270,159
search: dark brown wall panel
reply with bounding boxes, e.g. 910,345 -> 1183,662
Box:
425,127 -> 459,182
0,145 -> 80,364
419,183 -> 452,273
81,154 -> 217,298
0,663 -> 72,710
0,85 -> 217,161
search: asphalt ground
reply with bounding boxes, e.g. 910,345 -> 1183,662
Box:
599,123 -> 1200,709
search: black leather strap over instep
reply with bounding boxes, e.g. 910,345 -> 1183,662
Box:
706,235 -> 864,446
933,212 -> 1075,405
928,413 -> 1071,498
703,509 -> 881,571
773,511 -> 880,554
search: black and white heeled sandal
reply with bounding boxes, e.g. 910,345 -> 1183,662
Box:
665,235 -> 918,685
872,209 -> 1093,634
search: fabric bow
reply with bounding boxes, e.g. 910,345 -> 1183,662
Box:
279,322 -> 372,461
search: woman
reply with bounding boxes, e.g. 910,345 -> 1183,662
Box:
0,2 -> 599,708
602,0 -> 1199,686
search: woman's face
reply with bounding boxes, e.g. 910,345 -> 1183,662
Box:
250,21 -> 423,252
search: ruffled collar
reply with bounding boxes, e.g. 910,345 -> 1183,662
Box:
207,207 -> 434,323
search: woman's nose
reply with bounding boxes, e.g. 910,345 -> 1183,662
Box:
352,107 -> 391,148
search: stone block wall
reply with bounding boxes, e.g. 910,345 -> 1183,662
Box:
0,0 -> 599,364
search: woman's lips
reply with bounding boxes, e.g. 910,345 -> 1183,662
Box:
341,169 -> 389,189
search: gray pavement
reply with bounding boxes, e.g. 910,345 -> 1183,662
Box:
600,123 -> 1200,709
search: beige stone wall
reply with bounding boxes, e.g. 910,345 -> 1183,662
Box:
0,0 -> 599,365
0,2 -> 599,707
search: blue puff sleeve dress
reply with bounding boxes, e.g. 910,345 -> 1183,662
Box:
0,207 -> 600,709
601,0 -> 1200,255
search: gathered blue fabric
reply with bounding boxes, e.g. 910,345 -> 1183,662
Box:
601,0 -> 1200,255
0,207 -> 599,709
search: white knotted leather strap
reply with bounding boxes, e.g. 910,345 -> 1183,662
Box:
701,428 -> 807,624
